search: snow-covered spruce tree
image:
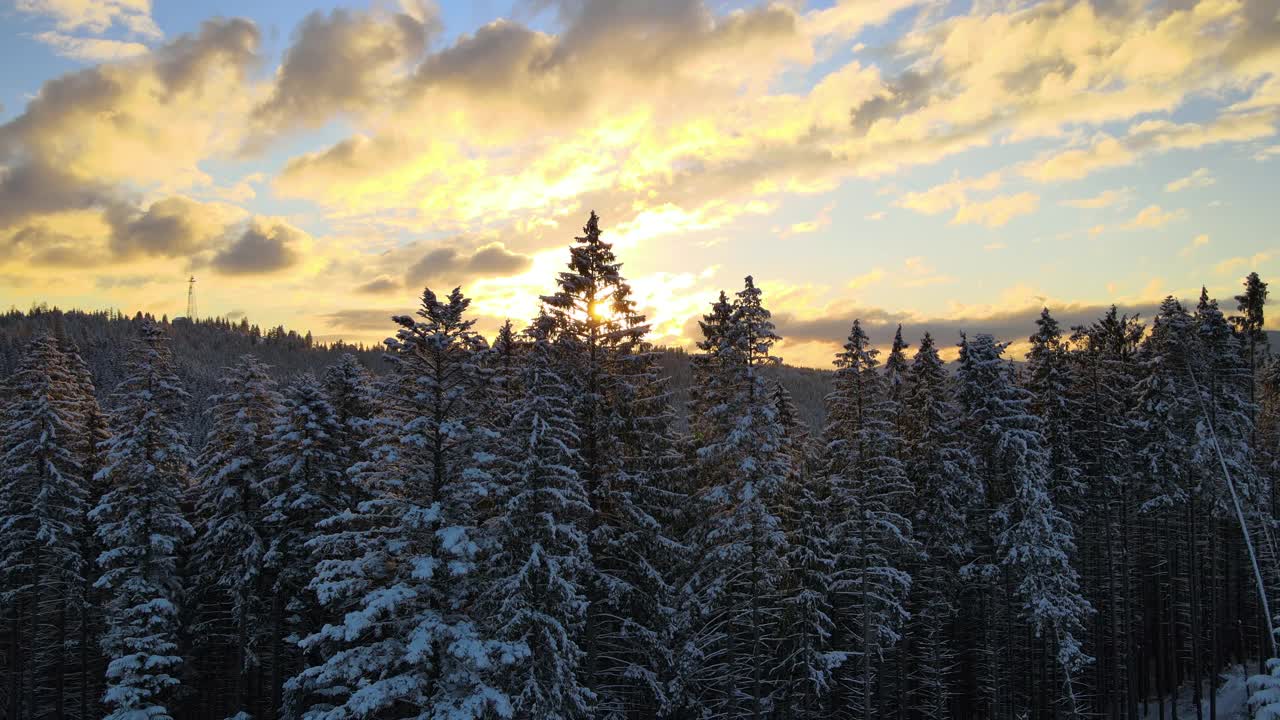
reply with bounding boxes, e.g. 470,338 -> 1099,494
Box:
540,212 -> 681,717
188,354 -> 282,717
480,312 -> 595,720
1194,288 -> 1259,504
957,333 -> 1091,718
1131,297 -> 1206,712
774,382 -> 841,719
682,277 -> 792,720
1066,306 -> 1144,717
901,332 -> 976,720
883,324 -> 911,452
1192,288 -> 1260,713
292,288 -> 510,719
321,353 -> 377,478
261,373 -> 348,718
1025,308 -> 1085,520
819,320 -> 914,720
59,333 -> 113,720
91,318 -> 194,720
1232,272 -> 1269,396
0,333 -> 89,719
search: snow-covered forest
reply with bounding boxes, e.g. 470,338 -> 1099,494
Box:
1,212 -> 1277,720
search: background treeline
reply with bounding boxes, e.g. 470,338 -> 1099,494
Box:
0,308 -> 833,441
0,211 -> 1277,720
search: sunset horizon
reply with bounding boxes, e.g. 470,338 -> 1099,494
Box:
2,0 -> 1276,368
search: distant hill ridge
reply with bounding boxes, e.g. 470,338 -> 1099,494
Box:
0,307 -> 834,441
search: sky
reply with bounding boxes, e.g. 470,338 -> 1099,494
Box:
0,0 -> 1277,368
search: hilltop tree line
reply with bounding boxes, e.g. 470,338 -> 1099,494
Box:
0,212 -> 1276,720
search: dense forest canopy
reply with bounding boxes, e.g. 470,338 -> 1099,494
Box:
1,213 -> 1278,720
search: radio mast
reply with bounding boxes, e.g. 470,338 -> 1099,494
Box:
186,276 -> 198,319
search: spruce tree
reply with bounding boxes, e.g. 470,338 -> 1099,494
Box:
541,212 -> 680,717
293,288 -> 510,719
902,332 -> 975,720
820,320 -> 914,720
0,333 -> 89,719
482,313 -> 595,719
60,333 -> 112,720
1067,307 -> 1144,717
1026,308 -> 1084,519
685,278 -> 791,719
189,354 -> 281,717
91,318 -> 194,720
321,354 -> 377,477
958,333 -> 1091,717
261,373 -> 348,718
775,382 -> 840,719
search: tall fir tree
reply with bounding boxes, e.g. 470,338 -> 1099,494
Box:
188,354 -> 281,717
774,383 -> 840,719
1067,306 -> 1144,717
1026,308 -> 1085,519
820,320 -> 914,720
482,313 -> 595,720
91,318 -> 194,720
901,332 -> 976,720
293,289 -> 510,719
0,333 -> 89,719
684,277 -> 792,719
540,212 -> 681,717
60,333 -> 113,720
261,373 -> 348,718
958,333 -> 1091,718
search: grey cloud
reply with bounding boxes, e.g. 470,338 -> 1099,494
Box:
410,0 -> 798,115
354,275 -> 401,294
774,301 -> 1167,351
9,225 -> 108,267
404,242 -> 532,288
0,18 -> 259,158
152,18 -> 260,96
253,8 -> 432,134
0,162 -> 113,229
211,222 -> 305,275
321,308 -> 410,331
850,69 -> 934,133
107,196 -> 223,258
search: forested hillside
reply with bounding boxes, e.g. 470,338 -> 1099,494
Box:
0,308 -> 834,441
1,212 -> 1278,720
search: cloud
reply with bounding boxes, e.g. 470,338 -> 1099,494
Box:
0,160 -> 113,229
108,195 -> 241,259
1165,167 -> 1215,192
1023,135 -> 1134,182
251,8 -> 433,137
781,203 -> 834,236
775,300 -> 1165,352
896,171 -> 1002,215
31,32 -> 149,61
1061,188 -> 1130,209
1179,233 -> 1210,257
210,220 -> 306,275
320,308 -> 409,331
0,18 -> 260,191
16,0 -> 162,38
354,275 -> 400,294
951,192 -> 1039,227
1216,250 -> 1275,276
847,267 -> 886,290
404,241 -> 533,289
1121,204 -> 1187,230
